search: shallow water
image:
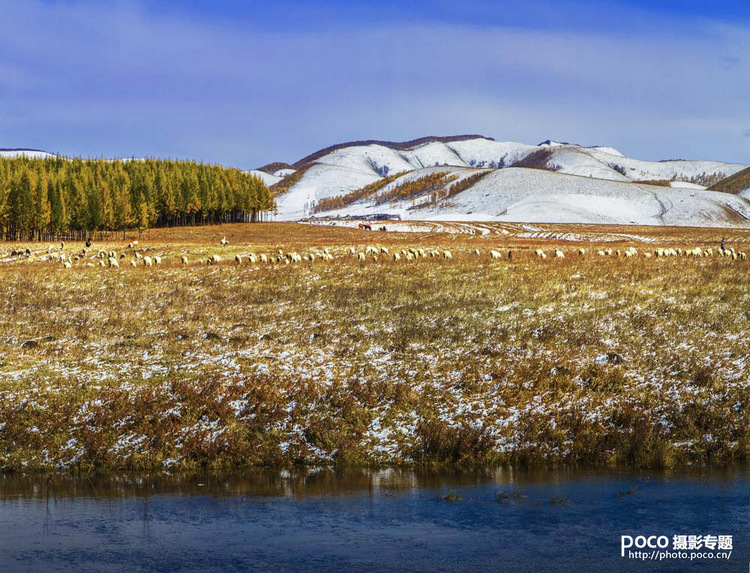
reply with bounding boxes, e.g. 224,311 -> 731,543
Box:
0,468 -> 747,572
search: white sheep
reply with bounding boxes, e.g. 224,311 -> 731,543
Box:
235,254 -> 244,264
130,259 -> 137,267
220,236 -> 228,246
578,248 -> 586,256
63,261 -> 72,269
143,256 -> 153,267
181,255 -> 189,265
535,249 -> 545,258
154,256 -> 162,265
644,252 -> 652,259
597,250 -> 606,257
490,250 -> 502,259
248,253 -> 258,263
260,254 -> 268,263
108,257 -> 119,268
357,252 -> 366,261
442,250 -> 453,260
393,252 -> 401,261
554,249 -> 565,259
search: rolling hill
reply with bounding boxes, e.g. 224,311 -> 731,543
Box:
266,136 -> 750,227
709,166 -> 750,198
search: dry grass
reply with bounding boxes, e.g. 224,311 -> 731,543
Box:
1,221 -> 749,472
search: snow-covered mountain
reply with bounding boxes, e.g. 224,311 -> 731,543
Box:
268,136 -> 750,227
0,148 -> 56,159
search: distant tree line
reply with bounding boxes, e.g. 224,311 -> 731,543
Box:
0,157 -> 275,241
374,172 -> 457,206
312,172 -> 406,214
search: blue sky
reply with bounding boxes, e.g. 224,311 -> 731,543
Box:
1,0 -> 749,168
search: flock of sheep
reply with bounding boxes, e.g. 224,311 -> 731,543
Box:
3,236 -> 748,270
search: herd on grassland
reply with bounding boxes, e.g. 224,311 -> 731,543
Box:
2,236 -> 748,269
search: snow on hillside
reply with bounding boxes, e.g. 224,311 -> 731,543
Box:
274,163 -> 380,220
669,181 -> 706,190
582,146 -> 746,183
0,149 -> 55,159
313,167 -> 750,228
446,139 -> 537,168
247,169 -> 282,186
544,147 -> 630,181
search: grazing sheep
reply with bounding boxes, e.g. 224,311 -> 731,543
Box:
135,252 -> 143,260
260,254 -> 268,263
380,246 -> 389,255
128,241 -> 139,249
143,256 -> 153,267
63,261 -> 72,268
154,256 -> 162,265
644,252 -> 652,259
405,252 -> 414,261
490,250 -> 502,259
473,248 -> 481,256
535,249 -> 545,258
597,250 -> 606,257
209,254 -> 222,265
418,248 -> 426,258
554,249 -> 565,259
86,262 -> 94,268
98,260 -> 106,267
235,254 -> 243,264
442,250 -> 453,260
740,252 -> 747,261
248,253 -> 258,263
624,250 -> 634,258
130,259 -> 137,267
220,236 -> 228,246
181,255 -> 189,265
108,257 -> 119,268
349,247 -> 356,255
393,252 -> 401,261
578,248 -> 586,256
357,252 -> 366,261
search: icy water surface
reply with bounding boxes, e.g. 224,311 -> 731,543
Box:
0,468 -> 748,572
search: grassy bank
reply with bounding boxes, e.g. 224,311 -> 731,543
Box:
1,222 -> 749,471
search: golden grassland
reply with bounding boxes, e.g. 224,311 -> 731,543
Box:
1,221 -> 750,473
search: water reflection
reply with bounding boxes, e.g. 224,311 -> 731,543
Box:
1,467 -> 748,572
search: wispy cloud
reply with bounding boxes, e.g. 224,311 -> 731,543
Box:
0,0 -> 748,167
